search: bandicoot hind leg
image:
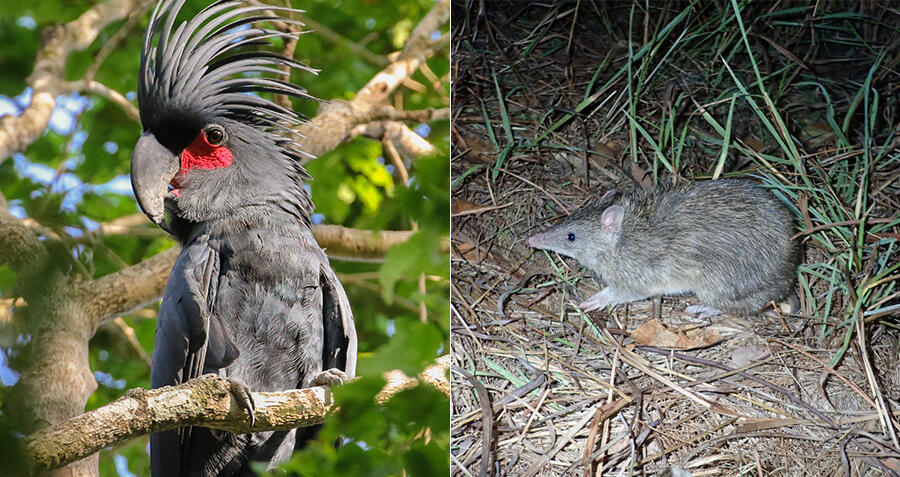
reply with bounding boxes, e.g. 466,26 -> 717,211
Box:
580,287 -> 648,312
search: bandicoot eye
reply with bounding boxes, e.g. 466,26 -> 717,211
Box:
567,233 -> 576,241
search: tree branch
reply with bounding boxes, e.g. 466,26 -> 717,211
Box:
0,0 -> 153,163
68,224 -> 449,328
0,193 -> 46,272
76,247 -> 178,330
24,355 -> 450,474
20,216 -> 446,261
353,0 -> 450,106
9,204 -> 449,329
352,120 -> 438,162
296,0 -> 450,159
312,224 -> 450,261
63,79 -> 140,121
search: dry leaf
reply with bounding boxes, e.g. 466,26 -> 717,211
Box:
882,458 -> 900,473
800,122 -> 836,149
456,132 -> 496,163
590,142 -> 618,167
630,318 -> 722,349
451,200 -> 513,217
629,162 -> 653,190
451,199 -> 481,215
743,137 -> 766,152
730,343 -> 770,368
455,241 -> 479,262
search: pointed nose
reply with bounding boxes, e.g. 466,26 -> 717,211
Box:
131,132 -> 179,228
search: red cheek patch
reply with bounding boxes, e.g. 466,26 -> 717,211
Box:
179,133 -> 234,175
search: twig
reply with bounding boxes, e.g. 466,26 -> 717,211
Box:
63,80 -> 140,121
110,317 -> 152,367
453,366 -> 494,477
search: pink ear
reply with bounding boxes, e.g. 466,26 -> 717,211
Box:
600,189 -> 617,201
601,205 -> 624,234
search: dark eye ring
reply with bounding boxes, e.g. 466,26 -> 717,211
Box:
205,125 -> 226,145
567,233 -> 576,241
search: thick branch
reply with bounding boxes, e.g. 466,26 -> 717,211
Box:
0,194 -> 46,271
23,217 -> 444,260
0,0 -> 152,162
76,247 -> 178,329
25,356 -> 450,474
313,224 -> 449,261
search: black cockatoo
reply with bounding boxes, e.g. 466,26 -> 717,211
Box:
129,1 -> 357,475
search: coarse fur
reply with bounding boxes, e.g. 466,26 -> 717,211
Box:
526,179 -> 800,316
133,1 -> 357,476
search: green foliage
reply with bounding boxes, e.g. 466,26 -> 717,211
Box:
0,0 -> 449,475
0,160 -> 40,202
380,229 -> 448,298
0,0 -> 93,25
0,18 -> 41,95
24,131 -> 67,167
271,378 -> 450,477
76,99 -> 142,183
0,266 -> 16,293
359,319 -> 444,377
306,138 -> 396,223
0,412 -> 27,477
80,192 -> 138,222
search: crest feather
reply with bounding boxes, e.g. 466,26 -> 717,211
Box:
138,0 -> 315,156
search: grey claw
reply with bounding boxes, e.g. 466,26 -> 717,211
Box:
226,377 -> 256,427
310,368 -> 350,387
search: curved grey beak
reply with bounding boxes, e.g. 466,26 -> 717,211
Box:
131,132 -> 179,229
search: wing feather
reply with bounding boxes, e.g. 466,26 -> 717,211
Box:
150,240 -> 238,477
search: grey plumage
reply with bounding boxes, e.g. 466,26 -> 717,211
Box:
525,179 -> 800,317
130,1 -> 356,476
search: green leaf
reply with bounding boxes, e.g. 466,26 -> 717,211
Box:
379,230 -> 447,301
0,161 -> 41,202
402,440 -> 450,477
0,18 -> 39,96
330,376 -> 389,444
358,319 -> 443,376
77,98 -> 140,183
384,385 -> 450,436
79,192 -> 138,222
24,131 -> 66,167
0,266 -> 17,296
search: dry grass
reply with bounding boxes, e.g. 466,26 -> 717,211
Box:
450,1 -> 900,475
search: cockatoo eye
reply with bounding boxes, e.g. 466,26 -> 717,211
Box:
567,233 -> 576,241
205,125 -> 226,145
